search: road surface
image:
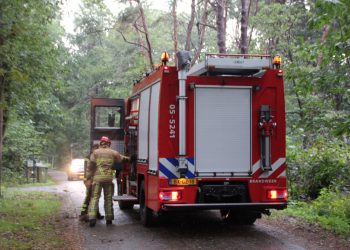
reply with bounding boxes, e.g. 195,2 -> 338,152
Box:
24,169 -> 348,250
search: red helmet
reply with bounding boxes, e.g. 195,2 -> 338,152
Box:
100,136 -> 111,143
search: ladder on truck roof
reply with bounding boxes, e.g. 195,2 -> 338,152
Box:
187,53 -> 272,77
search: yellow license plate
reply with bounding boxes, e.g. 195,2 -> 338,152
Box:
170,178 -> 197,185
79,176 -> 85,180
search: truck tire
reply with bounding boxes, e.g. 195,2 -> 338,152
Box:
139,181 -> 154,227
220,209 -> 257,225
118,201 -> 134,210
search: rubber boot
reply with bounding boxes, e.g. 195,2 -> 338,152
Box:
97,212 -> 104,220
79,214 -> 89,222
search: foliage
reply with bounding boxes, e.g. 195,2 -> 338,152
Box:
0,0 -> 70,178
250,1 -> 350,201
284,188 -> 350,236
310,0 -> 350,136
287,137 -> 350,198
0,190 -> 63,249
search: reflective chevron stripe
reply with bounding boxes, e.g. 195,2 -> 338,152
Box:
159,158 -> 195,179
159,157 -> 286,179
252,158 -> 286,178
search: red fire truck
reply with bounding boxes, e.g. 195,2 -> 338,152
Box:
90,52 -> 287,226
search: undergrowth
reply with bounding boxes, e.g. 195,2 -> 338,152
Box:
283,188 -> 350,236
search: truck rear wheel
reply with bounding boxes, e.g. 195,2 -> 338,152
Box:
139,181 -> 154,227
220,209 -> 257,225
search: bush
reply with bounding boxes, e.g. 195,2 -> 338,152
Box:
2,167 -> 28,186
285,188 -> 350,236
287,138 -> 349,199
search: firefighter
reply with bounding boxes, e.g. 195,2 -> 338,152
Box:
79,144 -> 104,222
88,136 -> 130,227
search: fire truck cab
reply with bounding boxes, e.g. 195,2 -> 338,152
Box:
91,52 -> 287,226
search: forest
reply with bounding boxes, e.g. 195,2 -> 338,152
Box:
0,0 -> 349,233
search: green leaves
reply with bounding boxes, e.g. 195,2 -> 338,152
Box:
0,0 -> 68,178
285,188 -> 350,235
249,1 -> 350,199
287,137 -> 350,199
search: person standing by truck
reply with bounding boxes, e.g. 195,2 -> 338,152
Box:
88,136 -> 130,227
79,144 -> 104,222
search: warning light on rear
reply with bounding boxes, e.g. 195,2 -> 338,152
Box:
267,189 -> 287,200
268,190 -> 277,199
159,191 -> 182,201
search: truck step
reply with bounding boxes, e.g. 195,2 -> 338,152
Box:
113,195 -> 138,202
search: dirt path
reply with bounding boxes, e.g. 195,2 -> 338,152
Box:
258,216 -> 350,249
24,169 -> 350,250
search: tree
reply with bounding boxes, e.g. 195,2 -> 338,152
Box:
249,0 -> 350,197
0,0 -> 67,185
240,0 -> 250,54
172,0 -> 178,57
192,0 -> 210,64
215,0 -> 227,53
185,0 -> 196,51
134,0 -> 154,68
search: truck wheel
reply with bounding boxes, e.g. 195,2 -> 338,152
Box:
118,201 -> 134,210
139,181 -> 154,227
220,210 -> 257,225
67,175 -> 72,181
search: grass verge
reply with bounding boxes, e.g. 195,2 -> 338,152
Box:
0,189 -> 64,249
277,189 -> 350,236
16,176 -> 57,187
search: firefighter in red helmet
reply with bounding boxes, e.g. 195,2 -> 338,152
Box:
88,136 -> 130,227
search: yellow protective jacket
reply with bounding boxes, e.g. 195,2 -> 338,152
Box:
90,145 -> 128,183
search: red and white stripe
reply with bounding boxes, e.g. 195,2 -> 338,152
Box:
252,158 -> 286,178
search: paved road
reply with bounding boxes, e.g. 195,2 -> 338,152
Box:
36,169 -> 334,250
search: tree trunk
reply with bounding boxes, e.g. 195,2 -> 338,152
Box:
133,18 -> 148,60
248,0 -> 259,50
0,76 -> 4,197
192,0 -> 209,64
216,0 -> 226,53
316,24 -> 330,67
185,0 -> 196,51
172,0 -> 178,61
134,0 -> 154,68
240,0 -> 250,54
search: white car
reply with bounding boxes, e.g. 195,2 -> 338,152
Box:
68,158 -> 85,181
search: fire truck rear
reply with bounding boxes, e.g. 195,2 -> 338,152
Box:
91,51 -> 287,226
